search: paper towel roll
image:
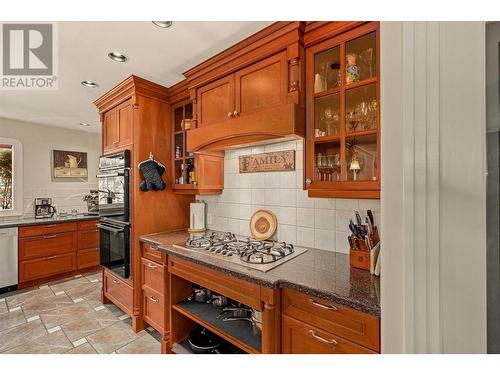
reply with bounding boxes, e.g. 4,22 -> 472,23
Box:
189,201 -> 206,233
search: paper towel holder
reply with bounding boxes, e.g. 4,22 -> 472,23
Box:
188,200 -> 207,234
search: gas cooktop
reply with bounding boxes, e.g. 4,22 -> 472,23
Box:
173,231 -> 307,272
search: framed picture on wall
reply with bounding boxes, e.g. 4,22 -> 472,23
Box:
52,150 -> 88,178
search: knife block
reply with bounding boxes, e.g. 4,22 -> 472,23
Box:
350,241 -> 371,271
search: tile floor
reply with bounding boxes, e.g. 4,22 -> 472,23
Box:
0,271 -> 161,354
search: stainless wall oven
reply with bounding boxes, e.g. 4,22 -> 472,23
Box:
97,150 -> 131,279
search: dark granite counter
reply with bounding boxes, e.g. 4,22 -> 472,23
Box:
0,214 -> 99,229
140,230 -> 380,316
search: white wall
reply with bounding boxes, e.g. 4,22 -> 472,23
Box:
0,117 -> 101,219
197,139 -> 380,253
381,21 -> 487,353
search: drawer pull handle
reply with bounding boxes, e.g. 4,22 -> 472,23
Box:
44,224 -> 57,228
147,262 -> 157,269
44,235 -> 58,239
149,296 -> 159,303
112,279 -> 119,284
309,330 -> 337,346
44,256 -> 57,260
309,299 -> 337,311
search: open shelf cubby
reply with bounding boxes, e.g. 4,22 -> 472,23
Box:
173,299 -> 262,353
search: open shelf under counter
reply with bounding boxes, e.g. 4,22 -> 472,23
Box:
173,299 -> 262,354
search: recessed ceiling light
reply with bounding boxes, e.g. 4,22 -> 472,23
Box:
152,21 -> 173,28
81,80 -> 97,88
108,52 -> 127,62
79,122 -> 91,127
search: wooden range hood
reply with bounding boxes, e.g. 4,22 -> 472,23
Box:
186,103 -> 305,151
182,22 -> 306,152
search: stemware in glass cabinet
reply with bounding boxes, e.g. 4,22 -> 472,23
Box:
314,93 -> 341,137
314,141 -> 341,182
345,83 -> 378,133
314,45 -> 341,94
345,31 -> 377,85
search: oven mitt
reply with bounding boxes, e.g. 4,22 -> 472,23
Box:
139,160 -> 166,191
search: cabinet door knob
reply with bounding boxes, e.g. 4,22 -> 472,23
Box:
112,279 -> 119,284
147,262 -> 157,269
305,178 -> 312,185
233,110 -> 239,117
227,112 -> 233,118
149,296 -> 159,303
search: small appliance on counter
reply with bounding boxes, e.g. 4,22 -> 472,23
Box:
189,200 -> 206,234
348,209 -> 381,275
34,198 -> 57,219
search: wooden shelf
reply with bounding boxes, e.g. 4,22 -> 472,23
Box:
173,299 -> 262,354
314,86 -> 341,99
345,77 -> 378,91
345,129 -> 377,138
313,134 -> 341,143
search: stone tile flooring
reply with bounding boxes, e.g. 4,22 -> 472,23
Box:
0,271 -> 161,354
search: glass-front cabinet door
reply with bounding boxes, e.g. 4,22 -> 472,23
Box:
306,22 -> 380,198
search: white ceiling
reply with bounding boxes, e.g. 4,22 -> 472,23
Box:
0,21 -> 272,133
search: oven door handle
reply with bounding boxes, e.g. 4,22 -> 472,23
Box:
96,223 -> 125,233
96,172 -> 124,178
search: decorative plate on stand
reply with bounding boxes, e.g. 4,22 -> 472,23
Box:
250,209 -> 277,241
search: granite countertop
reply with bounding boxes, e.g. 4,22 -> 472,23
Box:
0,214 -> 100,229
140,230 -> 380,316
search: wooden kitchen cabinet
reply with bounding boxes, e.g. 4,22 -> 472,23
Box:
77,220 -> 99,270
102,99 -> 133,154
18,219 -> 99,287
140,242 -> 170,353
171,94 -> 224,195
184,23 -> 305,152
196,75 -> 235,128
233,51 -> 288,118
282,315 -> 376,354
305,22 -> 380,199
281,288 -> 380,353
103,268 -> 133,315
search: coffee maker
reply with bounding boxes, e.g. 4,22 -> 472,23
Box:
34,198 -> 57,219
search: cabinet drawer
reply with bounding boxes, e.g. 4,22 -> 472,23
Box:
141,257 -> 164,294
78,220 -> 98,231
77,248 -> 100,270
142,242 -> 165,264
169,257 -> 261,309
19,222 -> 77,237
103,270 -> 133,315
19,232 -> 77,260
282,288 -> 380,352
78,229 -> 99,250
19,252 -> 76,283
282,315 -> 376,354
143,288 -> 165,332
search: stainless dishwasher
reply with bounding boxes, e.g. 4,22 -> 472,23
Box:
0,227 -> 18,293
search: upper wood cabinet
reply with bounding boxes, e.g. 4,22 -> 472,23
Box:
102,98 -> 133,154
184,22 -> 305,152
171,96 -> 224,195
197,75 -> 234,128
304,22 -> 380,199
196,51 -> 288,128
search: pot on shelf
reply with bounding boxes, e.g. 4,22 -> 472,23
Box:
188,326 -> 224,354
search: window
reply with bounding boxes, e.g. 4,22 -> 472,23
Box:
0,138 -> 23,216
0,144 -> 13,210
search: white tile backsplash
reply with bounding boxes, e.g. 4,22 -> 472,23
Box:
197,139 -> 380,252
